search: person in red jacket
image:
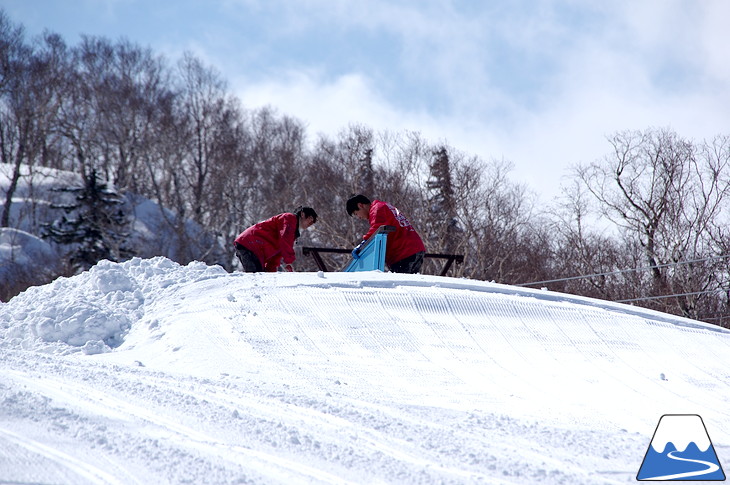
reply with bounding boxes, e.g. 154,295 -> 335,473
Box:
234,206 -> 317,272
346,194 -> 426,273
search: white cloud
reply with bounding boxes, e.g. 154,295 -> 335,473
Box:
222,0 -> 730,201
234,70 -> 414,137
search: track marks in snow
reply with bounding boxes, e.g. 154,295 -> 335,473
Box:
213,280 -> 730,419
5,268 -> 730,484
0,427 -> 129,485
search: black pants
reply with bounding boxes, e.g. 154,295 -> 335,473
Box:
235,243 -> 263,272
389,251 -> 425,274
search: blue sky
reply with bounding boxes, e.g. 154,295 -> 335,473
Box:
5,0 -> 730,200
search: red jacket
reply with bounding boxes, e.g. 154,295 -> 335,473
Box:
234,213 -> 298,271
363,200 -> 426,266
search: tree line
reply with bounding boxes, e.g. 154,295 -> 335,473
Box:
1,10 -> 729,326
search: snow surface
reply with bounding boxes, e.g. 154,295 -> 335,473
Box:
1,256 -> 730,484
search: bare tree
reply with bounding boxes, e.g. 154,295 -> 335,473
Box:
206,99 -> 253,269
0,12 -> 28,228
457,158 -> 538,282
137,52 -> 243,266
1,27 -> 65,228
176,52 -> 229,224
93,39 -> 173,195
577,128 -> 730,319
56,36 -> 109,178
310,125 -> 375,240
241,107 -> 307,221
547,180 -> 626,299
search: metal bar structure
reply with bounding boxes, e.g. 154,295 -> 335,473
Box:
302,226 -> 464,276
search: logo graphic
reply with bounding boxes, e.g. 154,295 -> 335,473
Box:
637,414 -> 725,481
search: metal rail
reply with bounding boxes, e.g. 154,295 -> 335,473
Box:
302,226 -> 463,276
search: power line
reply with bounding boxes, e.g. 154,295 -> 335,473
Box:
517,253 -> 730,288
616,288 -> 724,303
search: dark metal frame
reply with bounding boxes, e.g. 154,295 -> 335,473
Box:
302,244 -> 464,276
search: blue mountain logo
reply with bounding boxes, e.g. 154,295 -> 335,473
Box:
637,414 -> 725,481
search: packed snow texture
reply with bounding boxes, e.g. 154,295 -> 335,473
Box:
1,257 -> 729,484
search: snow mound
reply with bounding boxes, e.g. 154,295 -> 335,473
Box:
1,257 -> 730,484
1,256 -> 227,353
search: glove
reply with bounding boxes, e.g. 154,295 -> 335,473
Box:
351,240 -> 366,260
285,264 -> 294,272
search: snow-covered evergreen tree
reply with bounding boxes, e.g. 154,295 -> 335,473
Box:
427,146 -> 462,253
42,169 -> 132,273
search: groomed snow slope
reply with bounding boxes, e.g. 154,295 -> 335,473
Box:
1,257 -> 729,484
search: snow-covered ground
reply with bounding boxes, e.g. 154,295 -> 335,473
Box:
1,257 -> 729,484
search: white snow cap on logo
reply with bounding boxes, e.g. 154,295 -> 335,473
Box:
651,415 -> 712,453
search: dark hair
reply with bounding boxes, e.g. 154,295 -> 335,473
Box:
293,206 -> 318,223
346,194 -> 371,216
